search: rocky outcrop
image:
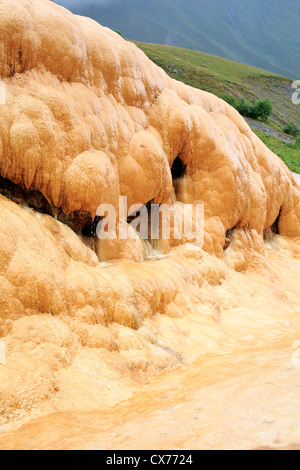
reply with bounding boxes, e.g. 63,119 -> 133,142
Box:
0,0 -> 299,429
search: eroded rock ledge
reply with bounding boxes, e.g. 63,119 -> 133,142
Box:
0,0 -> 299,261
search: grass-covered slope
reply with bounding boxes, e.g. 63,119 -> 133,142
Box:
252,130 -> 300,174
134,42 -> 299,129
134,41 -> 300,173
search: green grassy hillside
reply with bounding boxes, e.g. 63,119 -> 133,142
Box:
253,130 -> 300,174
134,41 -> 300,173
134,42 -> 300,131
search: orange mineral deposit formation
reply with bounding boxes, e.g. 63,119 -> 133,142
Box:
0,0 -> 299,450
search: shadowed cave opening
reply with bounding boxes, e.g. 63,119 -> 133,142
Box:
83,200 -> 157,239
171,156 -> 186,201
81,216 -> 103,237
271,208 -> 282,235
171,156 -> 186,180
43,158 -> 188,238
225,228 -> 234,251
263,209 -> 283,240
0,174 -> 151,243
0,175 -> 96,237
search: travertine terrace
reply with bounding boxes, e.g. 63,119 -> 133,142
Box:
0,0 -> 299,449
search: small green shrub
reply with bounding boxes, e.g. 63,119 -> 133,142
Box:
283,123 -> 300,138
222,95 -> 272,121
221,94 -> 238,108
236,99 -> 252,117
250,99 -> 273,121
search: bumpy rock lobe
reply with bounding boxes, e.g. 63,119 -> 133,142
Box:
0,0 -> 300,429
0,0 -> 299,256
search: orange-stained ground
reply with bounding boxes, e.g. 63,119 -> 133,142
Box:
1,236 -> 300,450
